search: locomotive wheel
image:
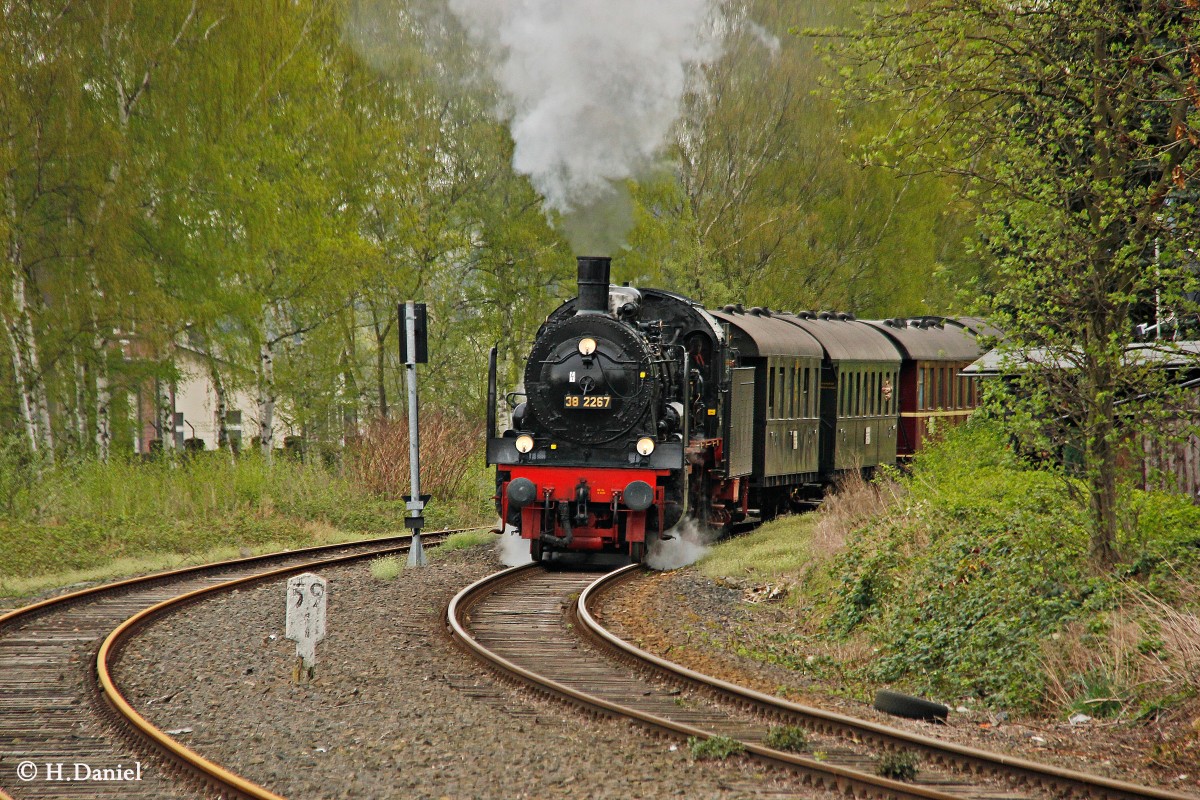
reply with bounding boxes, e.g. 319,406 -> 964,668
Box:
530,538 -> 543,563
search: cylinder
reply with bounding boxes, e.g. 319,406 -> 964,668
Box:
576,256 -> 611,314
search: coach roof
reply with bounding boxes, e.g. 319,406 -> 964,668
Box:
711,309 -> 823,358
861,317 -> 983,362
778,313 -> 901,364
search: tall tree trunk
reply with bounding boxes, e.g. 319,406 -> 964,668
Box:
369,305 -> 392,420
3,308 -> 40,457
257,338 -> 276,462
72,347 -> 88,452
205,351 -> 231,456
18,284 -> 52,460
4,177 -> 54,462
93,306 -> 111,462
87,2 -> 197,460
342,348 -> 358,443
374,339 -> 387,420
157,376 -> 176,453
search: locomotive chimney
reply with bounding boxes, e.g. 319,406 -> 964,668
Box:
576,256 -> 611,315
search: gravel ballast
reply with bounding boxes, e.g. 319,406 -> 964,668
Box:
115,545 -> 831,799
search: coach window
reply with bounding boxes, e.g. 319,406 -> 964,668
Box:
779,367 -> 788,419
811,367 -> 818,417
767,360 -> 775,418
787,367 -> 796,419
800,367 -> 809,418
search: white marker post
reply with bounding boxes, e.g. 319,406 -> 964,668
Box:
285,573 -> 327,683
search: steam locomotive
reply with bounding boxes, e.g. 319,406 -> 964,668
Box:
486,256 -> 987,562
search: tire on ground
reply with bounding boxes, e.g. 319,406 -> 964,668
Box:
872,689 -> 949,723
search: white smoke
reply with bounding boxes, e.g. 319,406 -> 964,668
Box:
742,19 -> 780,58
496,524 -> 534,566
444,0 -> 722,219
646,518 -> 714,571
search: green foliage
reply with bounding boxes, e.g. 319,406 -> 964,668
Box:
807,420 -> 1200,713
621,0 -> 979,317
687,735 -> 746,760
821,423 -> 1091,708
839,0 -> 1200,565
876,751 -> 919,781
764,725 -> 809,753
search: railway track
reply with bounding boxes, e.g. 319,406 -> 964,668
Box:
448,563 -> 1199,800
0,529 -> 462,800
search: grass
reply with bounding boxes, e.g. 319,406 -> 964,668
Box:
369,555 -> 402,580
430,528 -> 497,558
699,515 -> 818,583
0,429 -> 492,598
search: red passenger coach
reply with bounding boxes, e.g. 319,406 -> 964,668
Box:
863,317 -> 988,457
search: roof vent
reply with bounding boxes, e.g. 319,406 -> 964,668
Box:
798,310 -> 817,320
749,306 -> 765,316
818,311 -> 834,320
839,312 -> 855,321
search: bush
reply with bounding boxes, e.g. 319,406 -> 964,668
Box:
764,725 -> 809,752
876,750 -> 919,781
345,413 -> 485,505
813,419 -> 1200,713
687,735 -> 745,760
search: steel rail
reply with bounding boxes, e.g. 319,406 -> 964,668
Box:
95,530 -> 453,800
446,565 -> 964,800
0,526 -> 482,800
578,565 -> 1199,800
0,529 -> 465,627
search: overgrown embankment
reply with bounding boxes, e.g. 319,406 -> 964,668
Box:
0,416 -> 491,598
700,421 -> 1200,728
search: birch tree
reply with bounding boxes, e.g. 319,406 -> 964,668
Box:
844,0 -> 1200,565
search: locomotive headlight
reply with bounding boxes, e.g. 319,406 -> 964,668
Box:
636,437 -> 656,456
578,337 -> 597,356
515,434 -> 535,454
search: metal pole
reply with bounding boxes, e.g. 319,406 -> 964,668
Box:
405,301 -> 426,567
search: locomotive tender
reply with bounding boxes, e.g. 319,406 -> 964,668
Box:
486,256 -> 984,562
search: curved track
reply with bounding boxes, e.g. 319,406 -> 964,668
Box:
0,530 -> 459,800
449,563 -> 1199,800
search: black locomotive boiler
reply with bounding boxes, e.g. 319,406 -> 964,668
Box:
486,256 -> 985,563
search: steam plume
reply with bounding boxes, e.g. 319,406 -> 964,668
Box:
444,0 -> 721,247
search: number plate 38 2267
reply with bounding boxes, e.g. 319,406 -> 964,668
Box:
564,395 -> 612,409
